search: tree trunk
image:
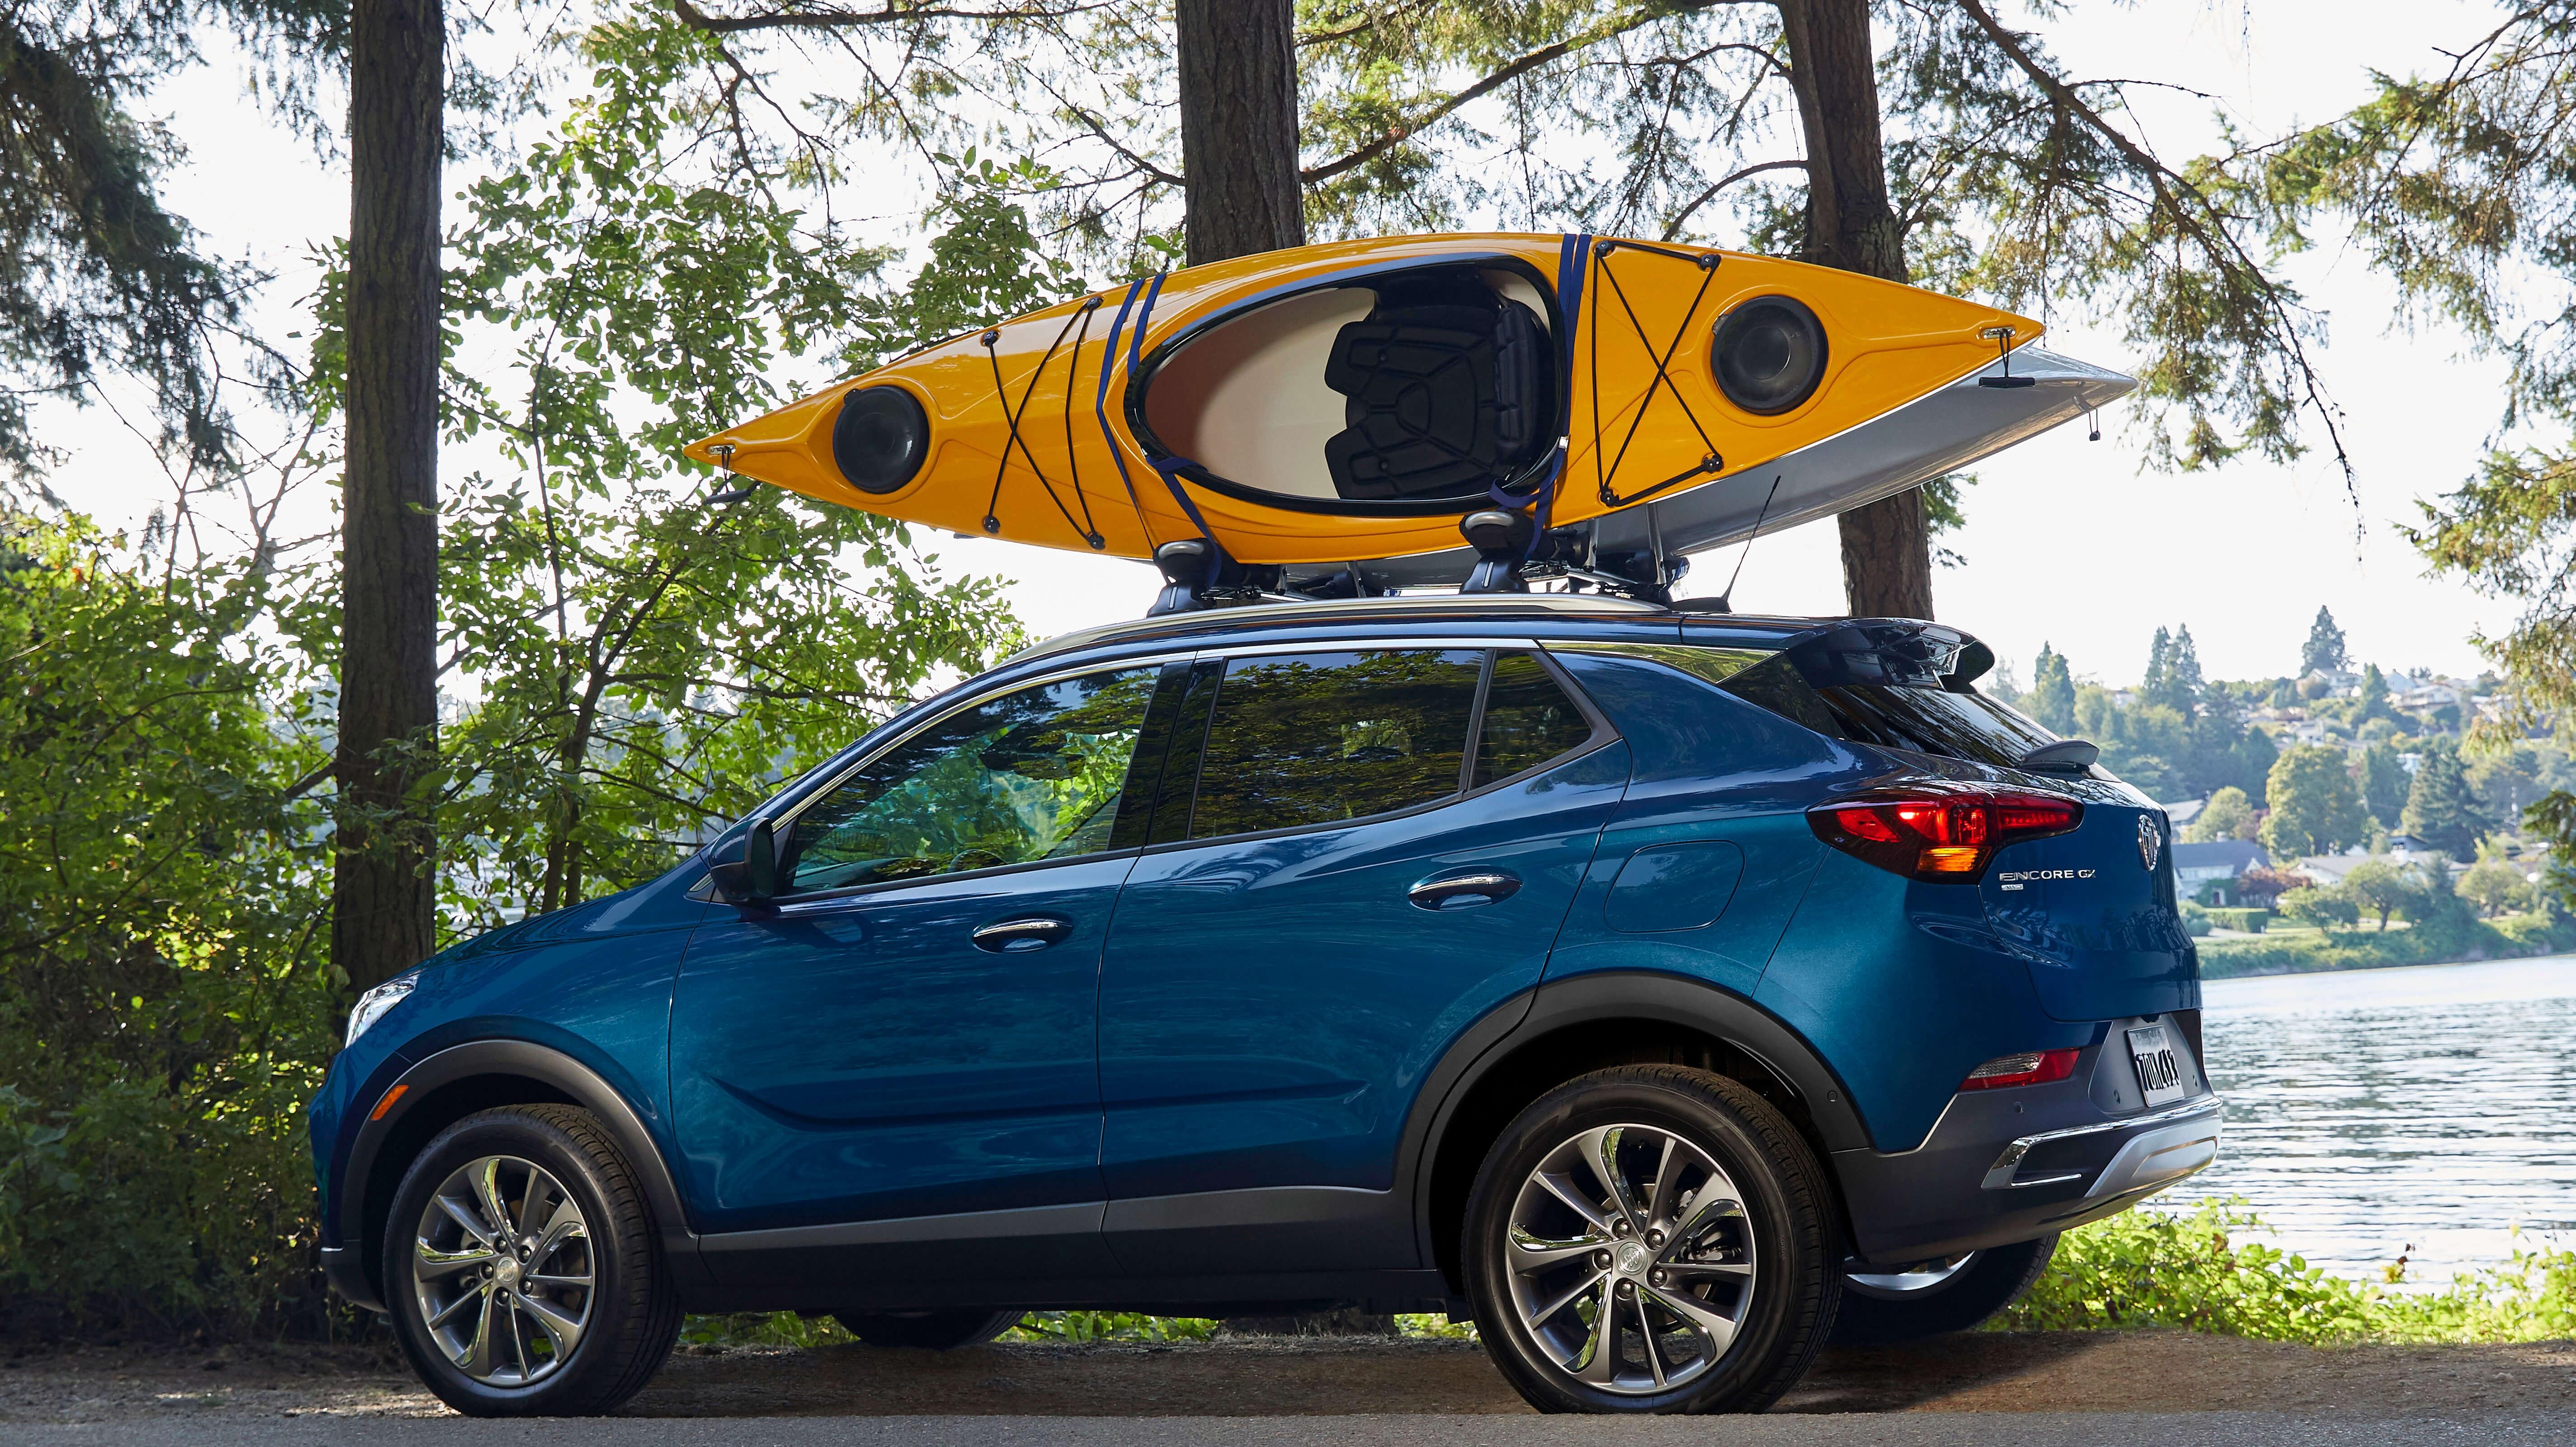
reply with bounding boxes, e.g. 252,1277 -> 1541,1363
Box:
1175,0 -> 1304,265
336,0 -> 444,994
1175,0 -> 1383,1339
1779,0 -> 1933,619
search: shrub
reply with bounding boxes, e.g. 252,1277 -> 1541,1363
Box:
2277,886 -> 2360,929
2001,1198 -> 2576,1344
2178,901 -> 2214,937
2205,908 -> 2271,933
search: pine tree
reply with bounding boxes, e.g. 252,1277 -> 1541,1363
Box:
2029,644 -> 2077,734
2301,606 -> 2348,677
2233,727 -> 2280,807
2402,738 -> 2489,860
2187,680 -> 2244,797
2355,663 -> 2391,725
2147,624 -> 2202,718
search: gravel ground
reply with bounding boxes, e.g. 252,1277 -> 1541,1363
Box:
5,1330 -> 2576,1424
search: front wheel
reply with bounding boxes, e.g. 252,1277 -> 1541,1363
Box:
1830,1234 -> 2057,1345
1462,1065 -> 1840,1414
384,1105 -> 680,1417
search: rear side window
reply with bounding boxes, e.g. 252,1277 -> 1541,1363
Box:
1187,649 -> 1483,838
1474,652 -> 1592,787
1718,648 -> 2060,767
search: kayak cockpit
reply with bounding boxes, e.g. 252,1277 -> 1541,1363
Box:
1133,261 -> 1561,511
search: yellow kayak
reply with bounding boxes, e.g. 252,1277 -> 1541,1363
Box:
685,232 -> 2045,570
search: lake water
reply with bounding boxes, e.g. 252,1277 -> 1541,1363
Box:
2166,953 -> 2576,1285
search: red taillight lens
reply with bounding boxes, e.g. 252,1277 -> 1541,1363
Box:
1960,1048 -> 2081,1091
1810,787 -> 2081,882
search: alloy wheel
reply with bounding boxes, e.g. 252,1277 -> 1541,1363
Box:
1500,1122 -> 1756,1394
409,1154 -> 596,1387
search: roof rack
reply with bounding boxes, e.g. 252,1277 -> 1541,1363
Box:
1003,591 -> 1670,668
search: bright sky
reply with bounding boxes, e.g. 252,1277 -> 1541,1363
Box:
45,0 -> 2538,692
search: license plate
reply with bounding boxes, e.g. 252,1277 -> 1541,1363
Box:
2126,1024 -> 2186,1107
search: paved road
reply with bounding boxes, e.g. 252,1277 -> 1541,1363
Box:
10,1415 -> 2565,1447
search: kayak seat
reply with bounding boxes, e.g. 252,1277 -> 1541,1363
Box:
1324,295 -> 1553,502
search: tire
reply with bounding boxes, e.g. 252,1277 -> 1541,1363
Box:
1462,1065 -> 1840,1414
1829,1234 -> 2057,1346
382,1104 -> 682,1417
833,1309 -> 1023,1349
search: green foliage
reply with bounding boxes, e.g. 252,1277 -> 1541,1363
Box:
1006,1312 -> 1218,1344
2003,1198 -> 2576,1344
2275,886 -> 2359,932
2300,606 -> 2347,677
2359,743 -> 2410,828
2402,738 -> 2490,863
2458,857 -> 2538,917
2355,663 -> 2391,725
0,514 -> 339,1335
2028,644 -> 2076,734
2200,906 -> 2576,977
2339,857 -> 2431,930
382,20 -> 1022,928
2204,908 -> 2270,933
2184,785 -> 2255,843
2260,745 -> 2369,858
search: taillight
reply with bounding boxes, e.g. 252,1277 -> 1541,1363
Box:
1960,1048 -> 2081,1091
1808,785 -> 2081,882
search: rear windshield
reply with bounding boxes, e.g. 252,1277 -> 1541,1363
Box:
1717,647 -> 2062,768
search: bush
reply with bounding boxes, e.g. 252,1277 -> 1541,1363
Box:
2000,1198 -> 2576,1344
2205,908 -> 2271,933
2178,901 -> 2214,937
2277,886 -> 2360,929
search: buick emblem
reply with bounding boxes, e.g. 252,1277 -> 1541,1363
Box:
2138,814 -> 2162,872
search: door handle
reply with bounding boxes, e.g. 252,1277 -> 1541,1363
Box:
1408,870 -> 1522,911
972,916 -> 1074,953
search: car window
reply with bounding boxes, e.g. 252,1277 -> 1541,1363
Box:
782,666 -> 1160,893
1473,651 -> 1593,787
1188,649 -> 1484,839
1718,647 -> 2060,767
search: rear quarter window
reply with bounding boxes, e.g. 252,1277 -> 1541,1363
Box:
1717,649 -> 2061,768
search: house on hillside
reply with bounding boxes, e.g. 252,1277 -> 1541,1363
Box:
2162,797 -> 2205,832
2172,840 -> 2270,906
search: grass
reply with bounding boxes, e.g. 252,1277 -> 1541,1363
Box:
1999,1198 -> 2576,1344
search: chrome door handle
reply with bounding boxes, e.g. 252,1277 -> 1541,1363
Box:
972,916 -> 1074,953
1408,870 -> 1522,911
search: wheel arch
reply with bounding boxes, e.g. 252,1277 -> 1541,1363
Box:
343,1040 -> 698,1312
1404,970 -> 1870,1295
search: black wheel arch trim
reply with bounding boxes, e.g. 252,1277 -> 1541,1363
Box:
1396,968 -> 1871,1278
334,1038 -> 706,1314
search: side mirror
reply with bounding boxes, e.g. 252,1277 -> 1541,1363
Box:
711,816 -> 780,905
743,816 -> 778,900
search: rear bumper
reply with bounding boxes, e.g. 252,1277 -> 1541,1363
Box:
1832,1019 -> 2221,1266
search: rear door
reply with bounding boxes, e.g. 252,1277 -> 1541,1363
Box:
1983,791 -> 2198,1020
1094,645 -> 1627,1272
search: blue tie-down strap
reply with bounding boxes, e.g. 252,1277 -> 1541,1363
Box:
1487,232 -> 1592,561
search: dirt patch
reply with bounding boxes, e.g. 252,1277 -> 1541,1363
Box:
8,1331 -> 2576,1423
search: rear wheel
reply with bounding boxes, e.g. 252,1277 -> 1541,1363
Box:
1830,1235 -> 2057,1345
832,1309 -> 1022,1349
1463,1065 -> 1839,1414
384,1105 -> 680,1417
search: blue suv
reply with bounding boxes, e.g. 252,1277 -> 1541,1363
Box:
311,593 -> 2219,1416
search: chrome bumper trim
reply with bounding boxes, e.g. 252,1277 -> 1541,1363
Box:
1981,1094 -> 2224,1191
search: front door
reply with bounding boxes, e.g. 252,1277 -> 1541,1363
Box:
672,663 -> 1165,1287
1096,646 -> 1629,1273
